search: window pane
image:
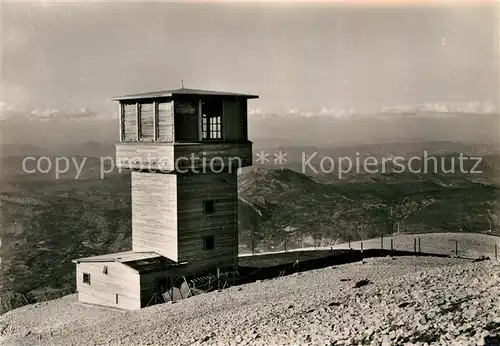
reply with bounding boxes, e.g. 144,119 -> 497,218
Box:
202,114 -> 222,139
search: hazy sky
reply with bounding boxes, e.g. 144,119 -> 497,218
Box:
3,2 -> 499,115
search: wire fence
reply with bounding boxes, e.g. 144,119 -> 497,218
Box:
239,232 -> 500,261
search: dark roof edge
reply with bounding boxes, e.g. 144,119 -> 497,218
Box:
110,89 -> 259,102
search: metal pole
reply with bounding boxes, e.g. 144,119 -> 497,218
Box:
380,235 -> 383,250
455,241 -> 458,257
252,231 -> 255,255
390,238 -> 393,252
170,277 -> 174,303
413,238 -> 417,253
495,244 -> 498,260
165,266 -> 168,302
217,268 -> 220,290
348,234 -> 351,249
418,238 -> 421,253
296,250 -> 299,272
284,236 -> 287,252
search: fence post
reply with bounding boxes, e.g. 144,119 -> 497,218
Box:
418,237 -> 421,253
495,244 -> 498,261
284,236 -> 287,252
296,251 -> 299,273
390,238 -> 394,252
348,234 -> 351,249
170,277 -> 174,303
413,238 -> 417,253
217,268 -> 220,290
361,241 -> 363,252
455,241 -> 458,257
380,235 -> 383,250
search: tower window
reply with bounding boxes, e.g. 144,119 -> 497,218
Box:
83,273 -> 91,285
203,235 -> 215,251
203,200 -> 215,214
201,99 -> 223,140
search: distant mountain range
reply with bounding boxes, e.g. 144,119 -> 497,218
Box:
248,101 -> 497,119
1,140 -> 497,163
0,141 -> 115,159
380,101 -> 496,115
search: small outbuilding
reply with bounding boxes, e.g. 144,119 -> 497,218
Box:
72,251 -> 185,309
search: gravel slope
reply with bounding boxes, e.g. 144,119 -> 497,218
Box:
1,257 -> 499,346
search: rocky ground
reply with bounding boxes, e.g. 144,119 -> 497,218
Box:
1,256 -> 499,346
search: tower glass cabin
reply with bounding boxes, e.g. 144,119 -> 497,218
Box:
113,88 -> 258,275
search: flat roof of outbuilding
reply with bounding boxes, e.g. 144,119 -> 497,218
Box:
72,251 -> 186,273
72,251 -> 160,263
